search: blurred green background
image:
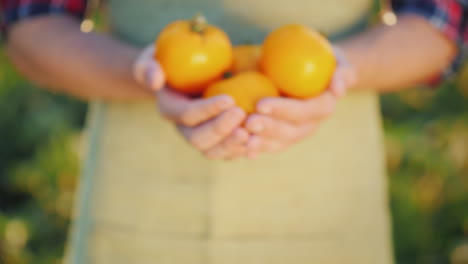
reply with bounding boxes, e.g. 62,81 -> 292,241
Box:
0,45 -> 468,264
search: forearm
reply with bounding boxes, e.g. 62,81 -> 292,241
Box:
6,15 -> 153,101
337,14 -> 457,93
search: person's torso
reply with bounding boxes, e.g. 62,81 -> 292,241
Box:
67,0 -> 394,263
108,0 -> 373,46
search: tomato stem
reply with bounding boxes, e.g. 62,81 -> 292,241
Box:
191,13 -> 208,34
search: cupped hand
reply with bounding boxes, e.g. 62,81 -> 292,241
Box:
134,44 -> 250,160
244,47 -> 357,158
157,88 -> 250,160
244,91 -> 335,158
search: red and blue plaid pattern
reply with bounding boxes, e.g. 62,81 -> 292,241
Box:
0,0 -> 86,34
395,0 -> 467,42
0,0 -> 467,78
394,0 -> 467,79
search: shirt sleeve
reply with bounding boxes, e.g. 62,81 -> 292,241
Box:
392,0 -> 468,82
1,0 -> 88,37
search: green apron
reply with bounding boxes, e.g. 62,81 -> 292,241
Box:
66,0 -> 394,263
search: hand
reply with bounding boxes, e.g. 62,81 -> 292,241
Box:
134,45 -> 249,160
157,88 -> 250,160
244,47 -> 357,158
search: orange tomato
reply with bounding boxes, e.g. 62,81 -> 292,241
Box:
155,15 -> 233,95
230,45 -> 261,74
260,24 -> 336,98
204,71 -> 279,114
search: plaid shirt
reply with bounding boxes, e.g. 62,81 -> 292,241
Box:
393,0 -> 468,79
0,0 -> 86,33
0,0 -> 467,79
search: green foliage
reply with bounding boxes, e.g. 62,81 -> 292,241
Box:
0,46 -> 86,263
382,82 -> 468,263
0,47 -> 467,264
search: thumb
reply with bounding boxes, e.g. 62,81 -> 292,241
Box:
133,45 -> 166,91
145,60 -> 166,91
329,71 -> 347,98
330,46 -> 358,98
331,66 -> 357,97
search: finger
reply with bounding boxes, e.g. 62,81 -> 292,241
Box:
134,46 -> 156,80
246,123 -> 317,158
145,60 -> 166,91
329,66 -> 357,98
221,128 -> 250,158
179,107 -> 246,150
329,73 -> 346,98
330,47 -> 357,98
134,45 -> 166,91
298,123 -> 318,141
134,46 -> 154,84
158,88 -> 235,127
204,129 -> 249,160
246,135 -> 284,159
204,128 -> 250,160
245,114 -> 299,140
256,92 -> 336,124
